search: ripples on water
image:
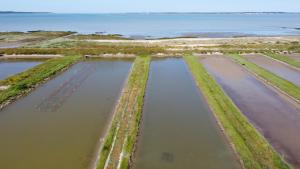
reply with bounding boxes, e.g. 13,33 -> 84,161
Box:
37,63 -> 97,112
0,13 -> 300,38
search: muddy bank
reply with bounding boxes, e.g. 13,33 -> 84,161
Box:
133,58 -> 240,169
0,61 -> 41,80
244,54 -> 300,86
0,60 -> 131,169
201,55 -> 300,168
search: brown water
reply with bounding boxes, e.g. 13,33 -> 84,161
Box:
0,61 -> 41,80
201,55 -> 300,168
0,60 -> 132,169
244,54 -> 300,86
133,58 -> 240,169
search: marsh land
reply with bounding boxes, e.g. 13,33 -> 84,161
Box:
0,29 -> 299,169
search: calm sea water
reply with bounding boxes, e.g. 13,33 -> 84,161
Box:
0,13 -> 300,38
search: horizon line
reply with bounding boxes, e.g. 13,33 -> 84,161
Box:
1,11 -> 300,14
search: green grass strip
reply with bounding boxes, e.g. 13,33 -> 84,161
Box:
97,56 -> 150,169
0,45 -> 165,55
228,54 -> 300,101
184,54 -> 291,169
119,56 -> 150,169
264,52 -> 300,69
0,55 -> 81,105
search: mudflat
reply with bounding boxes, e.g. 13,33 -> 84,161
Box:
244,54 -> 300,86
201,55 -> 300,168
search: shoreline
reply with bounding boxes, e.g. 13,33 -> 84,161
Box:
0,31 -> 299,169
87,35 -> 300,44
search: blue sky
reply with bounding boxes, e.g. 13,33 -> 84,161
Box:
1,0 -> 300,13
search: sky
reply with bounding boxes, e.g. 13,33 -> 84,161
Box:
1,0 -> 300,13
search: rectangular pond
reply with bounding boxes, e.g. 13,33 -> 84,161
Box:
284,53 -> 300,61
243,54 -> 300,86
0,60 -> 132,169
0,61 -> 41,80
201,55 -> 300,168
133,58 -> 240,169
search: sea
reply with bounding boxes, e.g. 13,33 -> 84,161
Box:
0,12 -> 300,38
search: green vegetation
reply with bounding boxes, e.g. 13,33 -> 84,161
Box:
264,52 -> 300,69
184,54 -> 290,169
38,40 -> 92,48
188,41 -> 300,54
97,56 -> 150,169
37,41 -> 130,48
228,54 -> 300,101
0,45 -> 165,55
0,31 -> 74,44
0,55 -> 81,106
157,35 -> 198,40
28,34 -> 130,48
190,48 -> 269,55
68,34 -> 130,40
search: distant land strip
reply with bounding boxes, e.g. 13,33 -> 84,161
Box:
0,11 -> 51,14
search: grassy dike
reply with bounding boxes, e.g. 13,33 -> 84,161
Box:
0,45 -> 165,55
0,55 -> 81,108
183,55 -> 291,169
264,52 -> 300,69
96,56 -> 150,169
228,54 -> 300,102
